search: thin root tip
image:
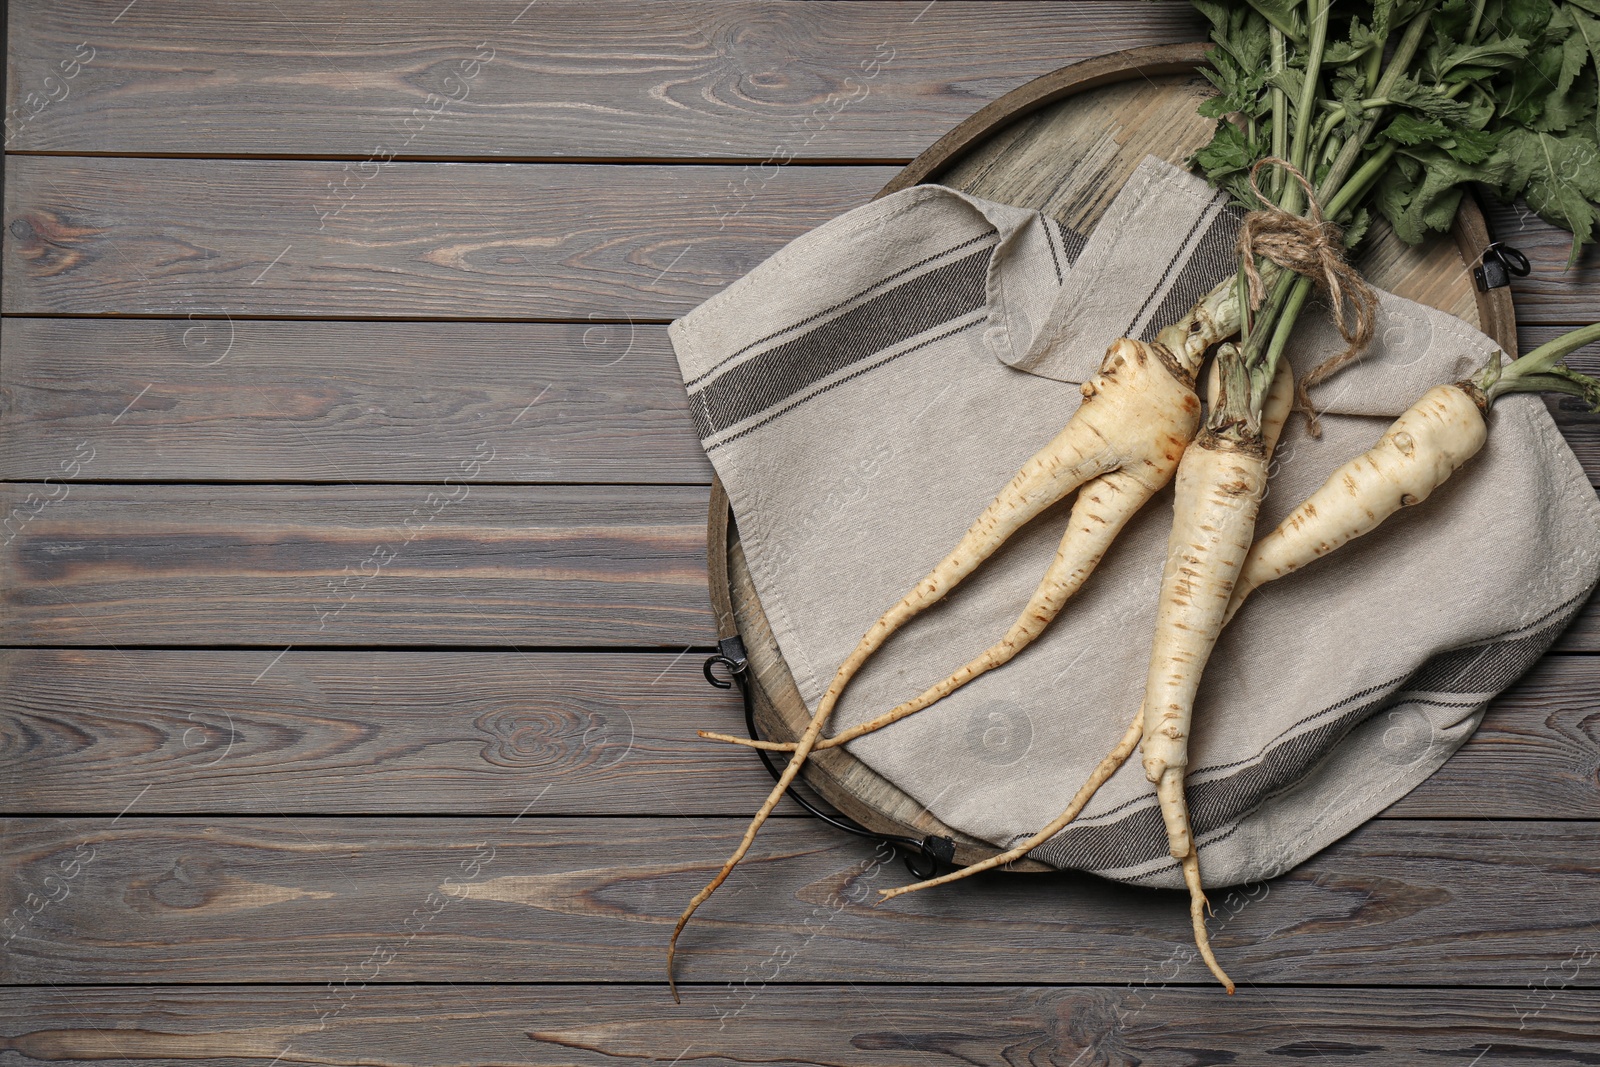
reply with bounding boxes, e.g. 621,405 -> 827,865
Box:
667,913 -> 692,990
696,730 -> 775,750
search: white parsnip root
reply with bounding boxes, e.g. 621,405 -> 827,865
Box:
699,466 -> 1167,754
886,331 -> 1594,988
876,361 -> 1296,904
1138,413 -> 1272,995
715,360 -> 1294,758
1224,381 -> 1488,623
668,335 -> 1198,998
667,282 -> 1248,998
1224,314 -> 1600,617
878,413 -> 1269,996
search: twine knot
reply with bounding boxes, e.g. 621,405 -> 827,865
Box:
1236,157 -> 1378,436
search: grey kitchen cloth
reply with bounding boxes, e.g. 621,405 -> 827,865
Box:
669,156 -> 1600,890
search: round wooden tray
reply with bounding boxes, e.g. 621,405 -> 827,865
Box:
705,42 -> 1517,871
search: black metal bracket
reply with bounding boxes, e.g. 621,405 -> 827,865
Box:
701,645 -> 955,881
1474,242 -> 1530,292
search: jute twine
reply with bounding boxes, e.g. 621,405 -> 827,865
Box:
1237,157 -> 1378,436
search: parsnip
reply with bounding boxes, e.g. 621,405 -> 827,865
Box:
884,426 -> 1265,996
1224,324 -> 1600,620
667,280 -> 1247,999
708,360 -> 1295,757
882,328 -> 1600,994
1139,423 -> 1270,993
1223,382 -> 1487,623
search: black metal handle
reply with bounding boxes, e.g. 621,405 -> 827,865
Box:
1474,242 -> 1530,291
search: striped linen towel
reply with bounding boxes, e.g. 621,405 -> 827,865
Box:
668,156 -> 1600,889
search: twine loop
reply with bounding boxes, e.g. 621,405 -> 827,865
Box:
1236,157 -> 1379,435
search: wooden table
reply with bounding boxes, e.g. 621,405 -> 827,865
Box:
3,3 -> 1597,1063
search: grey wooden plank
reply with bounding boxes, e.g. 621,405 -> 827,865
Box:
3,816 -> 1597,985
0,483 -> 712,647
0,318 -> 712,484
2,157 -> 892,318
8,158 -> 1594,329
3,984 -> 1599,1065
1,480 -> 1595,650
1518,325 -> 1599,498
4,317 -> 1593,486
4,1 -> 1202,159
1485,201 -> 1600,326
0,650 -> 762,815
3,650 -> 1596,819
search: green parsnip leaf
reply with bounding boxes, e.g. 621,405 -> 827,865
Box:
1324,19 -> 1381,64
1445,125 -> 1503,162
1386,75 -> 1477,122
1568,8 -> 1600,138
1377,147 -> 1511,242
1501,37 -> 1565,124
1425,35 -> 1531,82
1192,0 -> 1600,267
1384,112 -> 1452,144
1499,126 -> 1600,261
1244,0 -> 1307,42
1192,118 -> 1270,209
1501,0 -> 1556,40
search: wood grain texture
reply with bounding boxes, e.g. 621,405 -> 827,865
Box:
0,318 -> 712,483
2,481 -> 1595,649
1484,201 -> 1600,325
3,315 -> 1595,485
7,156 -> 1596,325
2,650 -> 1596,818
4,816 -> 1598,985
4,1 -> 1203,159
0,484 -> 712,647
5,985 -> 1600,1066
2,157 -> 892,318
0,650 -> 759,814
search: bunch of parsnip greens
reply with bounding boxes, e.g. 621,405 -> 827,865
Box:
670,0 -> 1600,996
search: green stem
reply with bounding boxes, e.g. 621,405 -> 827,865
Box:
1465,0 -> 1487,46
1323,140 -> 1395,221
1249,143 -> 1395,406
1215,269 -> 1297,432
1474,323 -> 1600,409
1258,274 -> 1316,396
1325,78 -> 1465,221
1235,7 -> 1444,417
1513,322 -> 1600,374
1270,26 -> 1288,201
1316,0 -> 1438,205
1490,369 -> 1600,407
1285,0 -> 1333,215
1210,1 -> 1444,437
1307,108 -> 1343,180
